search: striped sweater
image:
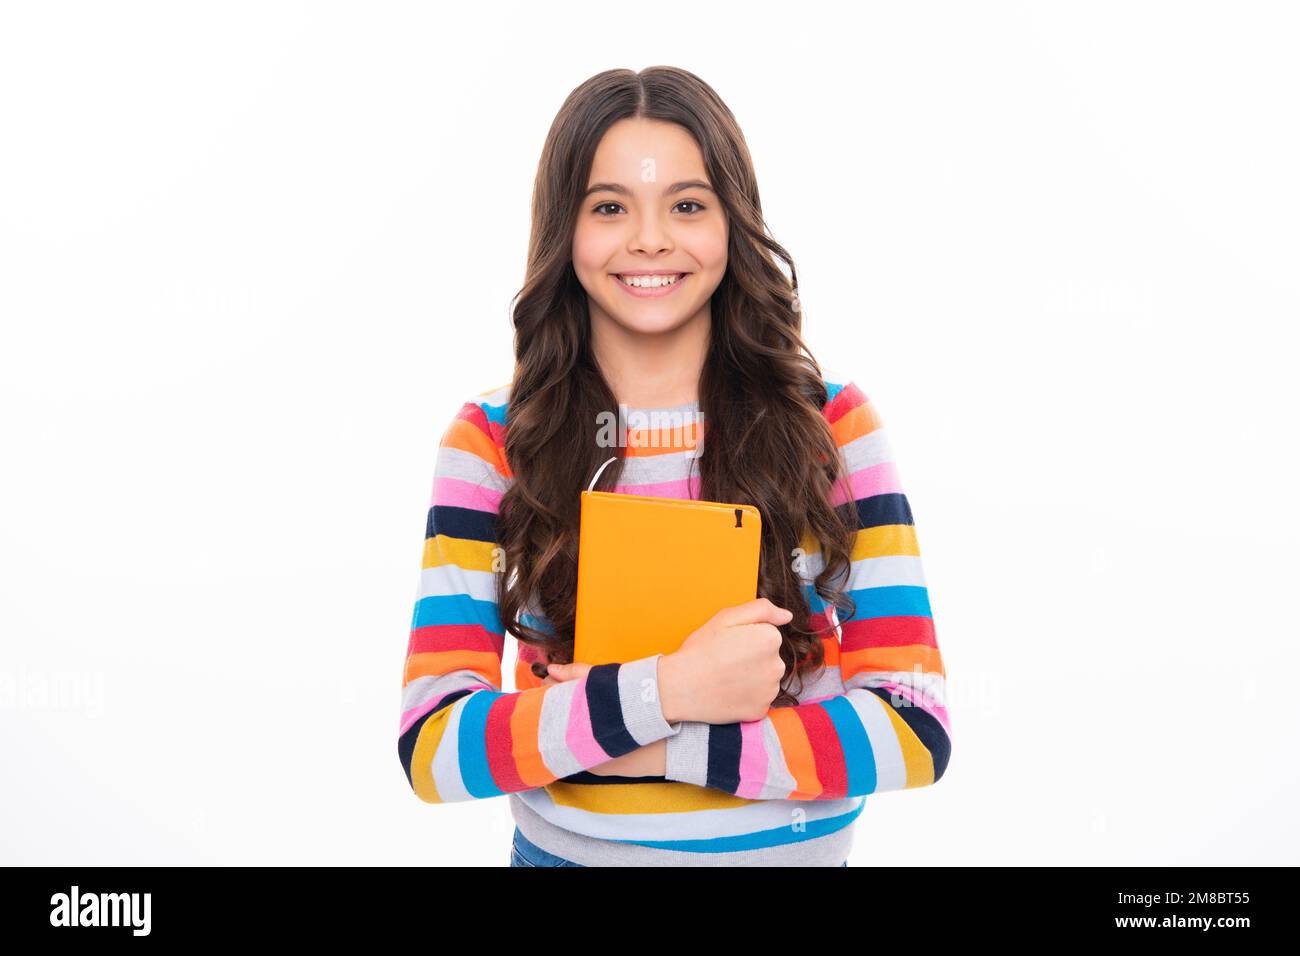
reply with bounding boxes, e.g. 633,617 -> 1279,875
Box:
398,376 -> 952,866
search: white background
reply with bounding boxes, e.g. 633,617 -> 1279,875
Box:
2,1 -> 1297,865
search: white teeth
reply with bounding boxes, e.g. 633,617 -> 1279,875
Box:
619,273 -> 683,288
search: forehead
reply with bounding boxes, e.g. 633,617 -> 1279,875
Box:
587,117 -> 706,182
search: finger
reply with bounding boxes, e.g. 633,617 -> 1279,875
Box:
547,662 -> 594,682
717,597 -> 793,627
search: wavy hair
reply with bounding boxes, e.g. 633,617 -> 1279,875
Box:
497,66 -> 859,707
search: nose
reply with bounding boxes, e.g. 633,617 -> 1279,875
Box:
629,210 -> 673,256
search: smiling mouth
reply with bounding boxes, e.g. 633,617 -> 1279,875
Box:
612,272 -> 690,288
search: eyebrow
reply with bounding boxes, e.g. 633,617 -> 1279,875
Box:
583,180 -> 715,198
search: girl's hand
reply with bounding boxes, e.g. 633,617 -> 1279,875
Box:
660,597 -> 793,724
543,662 -> 668,777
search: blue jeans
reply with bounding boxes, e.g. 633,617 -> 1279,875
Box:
509,826 -> 848,866
510,826 -> 585,867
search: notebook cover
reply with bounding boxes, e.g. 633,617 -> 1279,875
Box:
573,490 -> 762,666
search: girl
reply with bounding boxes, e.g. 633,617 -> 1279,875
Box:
398,66 -> 952,867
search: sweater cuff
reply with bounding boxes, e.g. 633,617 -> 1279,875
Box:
664,719 -> 712,787
611,653 -> 682,746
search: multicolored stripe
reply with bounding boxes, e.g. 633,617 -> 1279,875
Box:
397,375 -> 951,859
398,395 -> 678,803
661,380 -> 952,800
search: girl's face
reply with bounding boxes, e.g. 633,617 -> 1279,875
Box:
572,117 -> 728,337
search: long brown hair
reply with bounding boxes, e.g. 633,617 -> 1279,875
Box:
497,66 -> 859,707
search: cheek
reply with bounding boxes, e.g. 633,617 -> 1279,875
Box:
689,225 -> 729,272
571,222 -> 613,275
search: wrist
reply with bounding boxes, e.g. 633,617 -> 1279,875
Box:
657,652 -> 691,724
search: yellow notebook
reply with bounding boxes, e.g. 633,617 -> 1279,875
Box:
573,462 -> 763,666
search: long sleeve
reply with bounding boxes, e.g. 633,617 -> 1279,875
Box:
398,395 -> 683,803
663,380 -> 952,800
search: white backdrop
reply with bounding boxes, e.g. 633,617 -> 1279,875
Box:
2,1 -> 1296,865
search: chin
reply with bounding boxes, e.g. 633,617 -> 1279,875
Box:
608,311 -> 693,335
